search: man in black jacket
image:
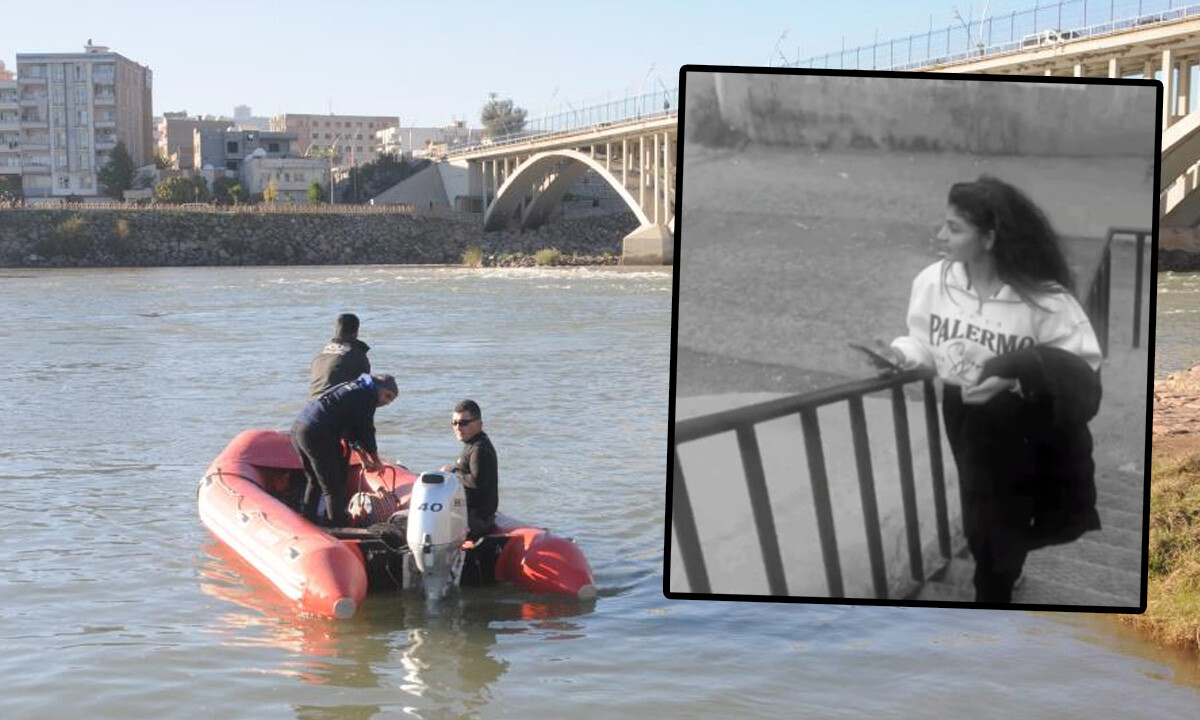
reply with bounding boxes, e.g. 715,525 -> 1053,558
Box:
292,373 -> 398,526
442,399 -> 499,538
309,313 -> 371,398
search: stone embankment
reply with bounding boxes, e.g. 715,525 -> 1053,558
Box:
0,209 -> 641,268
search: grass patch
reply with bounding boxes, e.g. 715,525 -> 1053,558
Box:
1121,453 -> 1200,650
462,245 -> 484,268
534,247 -> 562,266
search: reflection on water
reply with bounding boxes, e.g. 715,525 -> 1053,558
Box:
199,541 -> 597,719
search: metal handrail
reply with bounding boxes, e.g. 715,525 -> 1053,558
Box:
788,0 -> 1200,72
671,368 -> 948,598
448,87 -> 678,156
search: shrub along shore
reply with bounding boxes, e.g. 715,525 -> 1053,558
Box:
0,208 -> 640,268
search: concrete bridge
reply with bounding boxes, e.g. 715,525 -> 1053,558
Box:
918,10 -> 1199,237
445,110 -> 676,265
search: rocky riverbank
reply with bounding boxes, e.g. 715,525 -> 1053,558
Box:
0,209 -> 641,268
1152,366 -> 1200,457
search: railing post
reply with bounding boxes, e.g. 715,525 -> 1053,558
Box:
1134,231 -> 1145,348
848,396 -> 888,598
891,386 -> 924,583
922,378 -> 951,560
735,426 -> 789,596
672,450 -> 711,594
799,407 -> 844,597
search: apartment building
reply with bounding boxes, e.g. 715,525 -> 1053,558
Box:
270,113 -> 398,165
0,61 -> 19,178
375,120 -> 482,158
16,42 -> 153,197
242,153 -> 328,203
193,128 -> 297,175
157,111 -> 234,170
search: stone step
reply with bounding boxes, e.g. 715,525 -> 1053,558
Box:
1068,535 -> 1144,574
1096,486 -> 1145,516
1097,504 -> 1146,534
1094,472 -> 1146,500
1085,523 -> 1143,553
1013,573 -> 1138,608
915,580 -> 974,603
1022,549 -> 1142,603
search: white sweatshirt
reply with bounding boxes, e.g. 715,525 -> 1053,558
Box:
891,260 -> 1102,387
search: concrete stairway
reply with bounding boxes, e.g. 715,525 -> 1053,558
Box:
915,468 -> 1145,606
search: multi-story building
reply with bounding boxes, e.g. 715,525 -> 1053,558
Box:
242,153 -> 328,203
270,113 -> 398,165
157,111 -> 234,169
375,119 -> 482,159
0,61 -> 19,178
193,128 -> 298,176
16,42 -> 152,197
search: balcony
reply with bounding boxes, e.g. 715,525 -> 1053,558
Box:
19,94 -> 47,106
93,92 -> 116,105
0,94 -> 17,110
0,115 -> 18,131
95,135 -> 117,150
92,71 -> 115,84
20,114 -> 47,127
22,135 -> 49,150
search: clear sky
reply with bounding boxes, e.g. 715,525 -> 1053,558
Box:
1,0 -> 1088,127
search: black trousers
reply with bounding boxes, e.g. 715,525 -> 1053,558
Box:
942,385 -> 1036,604
290,420 -> 350,526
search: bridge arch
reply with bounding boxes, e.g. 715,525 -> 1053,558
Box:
483,149 -> 652,231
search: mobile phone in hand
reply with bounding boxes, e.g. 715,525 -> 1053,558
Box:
847,342 -> 902,372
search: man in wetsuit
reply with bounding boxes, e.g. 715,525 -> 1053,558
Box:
292,373 -> 398,526
441,399 -> 499,539
309,313 -> 371,398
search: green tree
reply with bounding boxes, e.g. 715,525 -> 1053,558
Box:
480,95 -> 527,139
306,180 -> 327,204
212,176 -> 246,205
263,177 -> 279,203
334,152 -> 429,204
96,141 -> 134,200
154,175 -> 210,204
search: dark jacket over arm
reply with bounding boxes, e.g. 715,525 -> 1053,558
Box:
979,346 -> 1103,550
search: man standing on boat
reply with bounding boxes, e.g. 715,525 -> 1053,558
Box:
292,373 -> 399,527
442,399 -> 499,539
309,313 -> 371,398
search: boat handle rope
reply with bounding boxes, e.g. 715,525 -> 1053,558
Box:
202,469 -> 302,543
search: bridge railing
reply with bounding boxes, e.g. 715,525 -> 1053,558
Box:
448,87 -> 678,156
670,226 -> 1144,599
788,0 -> 1200,72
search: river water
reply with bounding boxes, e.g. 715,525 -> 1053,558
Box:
1157,271 -> 1200,377
0,265 -> 1196,719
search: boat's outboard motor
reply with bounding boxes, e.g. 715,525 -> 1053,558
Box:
405,471 -> 468,601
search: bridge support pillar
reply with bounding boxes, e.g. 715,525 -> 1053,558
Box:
622,223 -> 673,265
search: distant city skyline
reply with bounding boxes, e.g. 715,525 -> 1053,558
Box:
4,0 -> 1058,126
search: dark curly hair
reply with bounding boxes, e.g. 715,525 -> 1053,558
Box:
945,175 -> 1074,304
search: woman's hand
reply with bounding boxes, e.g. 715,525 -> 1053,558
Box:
961,376 -> 1018,405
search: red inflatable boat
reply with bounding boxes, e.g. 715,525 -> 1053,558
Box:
198,430 -> 596,619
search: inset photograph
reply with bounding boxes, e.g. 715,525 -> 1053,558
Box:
667,67 -> 1157,610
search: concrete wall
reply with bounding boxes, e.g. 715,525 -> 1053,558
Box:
695,72 -> 1156,157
